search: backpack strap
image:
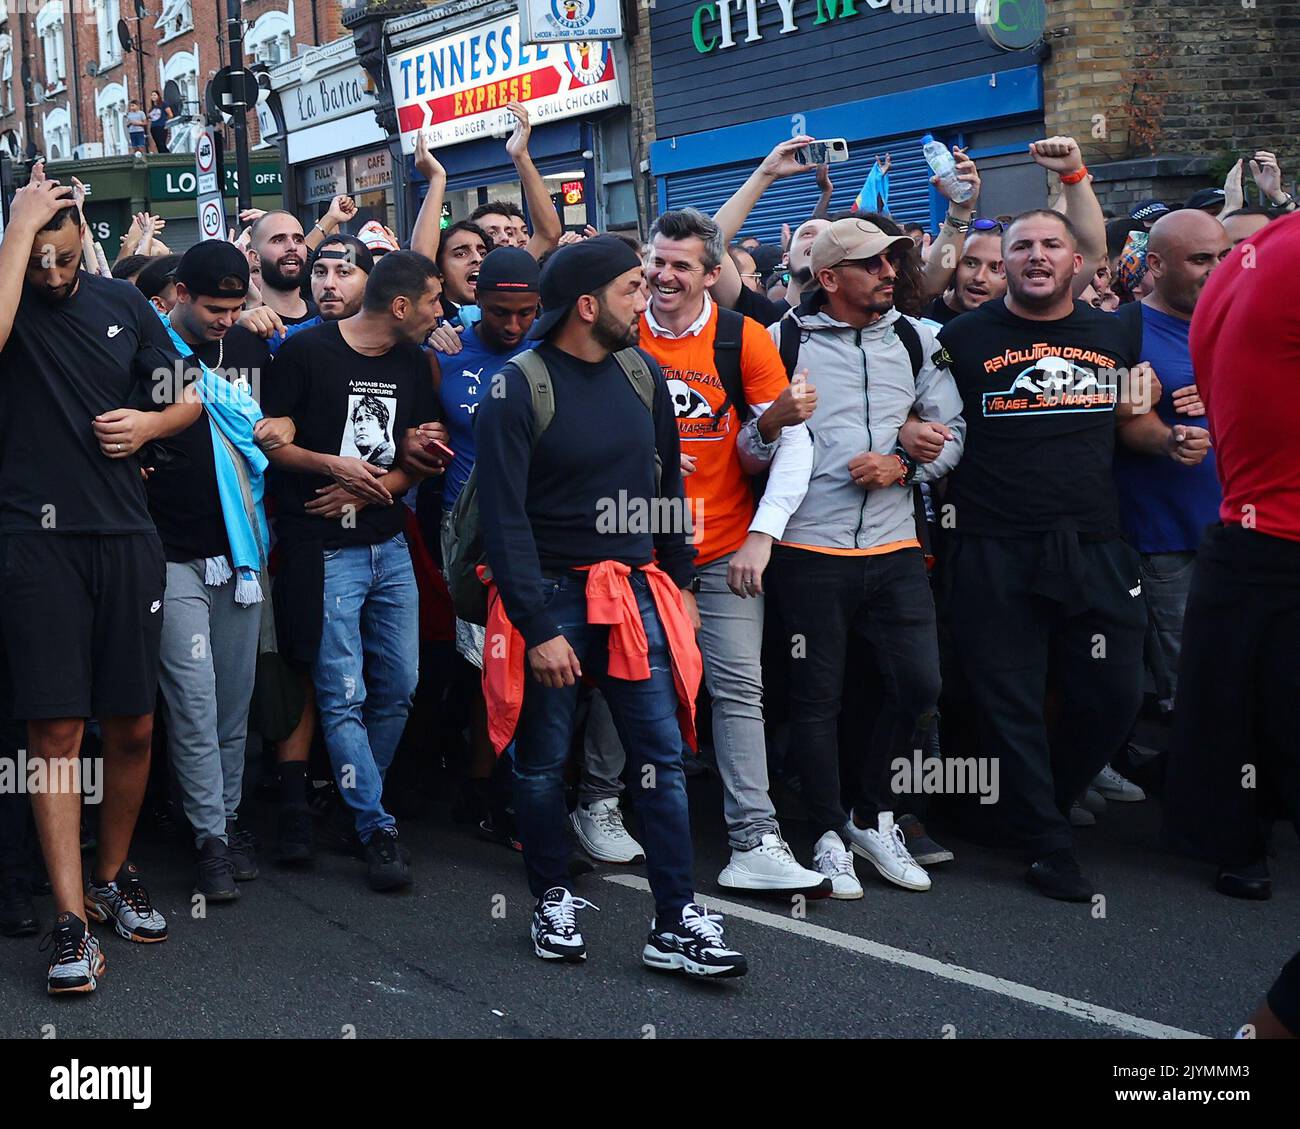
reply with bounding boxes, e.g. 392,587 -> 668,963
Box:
612,347 -> 663,491
1114,299 -> 1145,362
893,315 -> 924,380
509,349 -> 556,449
709,305 -> 748,425
777,315 -> 801,379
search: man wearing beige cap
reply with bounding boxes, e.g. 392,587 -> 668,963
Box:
761,217 -> 965,897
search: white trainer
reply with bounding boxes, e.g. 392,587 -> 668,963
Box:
717,833 -> 832,896
813,831 -> 864,900
1092,764 -> 1146,802
570,798 -> 645,864
842,812 -> 931,891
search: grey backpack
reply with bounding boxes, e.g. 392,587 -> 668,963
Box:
445,347 -> 661,626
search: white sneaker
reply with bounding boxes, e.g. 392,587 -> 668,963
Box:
717,833 -> 832,896
570,798 -> 645,864
842,812 -> 931,891
1092,764 -> 1146,802
813,831 -> 863,900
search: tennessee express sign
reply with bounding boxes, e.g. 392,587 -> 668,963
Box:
389,12 -> 625,153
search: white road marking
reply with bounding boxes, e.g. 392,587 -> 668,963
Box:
602,874 -> 1207,1039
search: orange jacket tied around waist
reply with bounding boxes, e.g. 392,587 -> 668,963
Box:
482,560 -> 703,756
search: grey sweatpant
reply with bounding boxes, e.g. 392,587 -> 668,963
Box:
156,558 -> 261,846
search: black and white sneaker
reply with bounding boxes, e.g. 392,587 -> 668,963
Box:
41,912 -> 106,995
531,887 -> 598,962
85,863 -> 168,943
643,903 -> 747,978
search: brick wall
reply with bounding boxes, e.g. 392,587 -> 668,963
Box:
2,0 -> 345,161
628,0 -> 655,232
1044,0 -> 1300,211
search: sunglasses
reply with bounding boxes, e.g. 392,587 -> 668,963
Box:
839,249 -> 909,275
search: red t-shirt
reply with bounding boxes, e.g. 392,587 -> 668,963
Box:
1190,212 -> 1300,542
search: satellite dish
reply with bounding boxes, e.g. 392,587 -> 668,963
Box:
86,60 -> 100,77
117,19 -> 134,53
204,77 -> 231,126
163,79 -> 181,111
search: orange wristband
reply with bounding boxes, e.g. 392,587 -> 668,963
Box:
1060,165 -> 1089,186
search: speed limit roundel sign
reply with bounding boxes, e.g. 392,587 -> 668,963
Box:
196,131 -> 216,174
200,198 -> 224,238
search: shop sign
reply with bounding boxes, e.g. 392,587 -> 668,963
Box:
348,148 -> 393,193
300,157 -> 346,203
519,0 -> 623,44
389,12 -> 624,152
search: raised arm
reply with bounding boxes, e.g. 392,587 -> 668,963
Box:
410,131 -> 447,262
1029,137 -> 1106,299
713,136 -> 816,307
507,102 -> 562,260
0,175 -> 77,352
922,147 -> 981,300
306,195 -> 357,253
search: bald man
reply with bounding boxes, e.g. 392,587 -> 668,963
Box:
1112,209 -> 1231,712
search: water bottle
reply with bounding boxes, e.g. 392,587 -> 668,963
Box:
922,135 -> 974,204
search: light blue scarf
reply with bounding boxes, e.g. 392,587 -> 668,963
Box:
160,315 -> 271,605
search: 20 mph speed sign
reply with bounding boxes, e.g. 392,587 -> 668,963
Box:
199,197 -> 226,241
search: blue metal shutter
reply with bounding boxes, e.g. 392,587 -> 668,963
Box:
661,132 -> 934,246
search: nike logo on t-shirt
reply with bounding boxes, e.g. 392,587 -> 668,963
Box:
150,600 -> 162,613
107,325 -> 123,338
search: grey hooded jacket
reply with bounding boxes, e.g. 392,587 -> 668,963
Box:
766,304 -> 966,551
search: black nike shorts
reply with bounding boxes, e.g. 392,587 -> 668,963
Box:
0,532 -> 166,720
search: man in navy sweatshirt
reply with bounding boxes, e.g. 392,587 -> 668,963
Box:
475,236 -> 748,979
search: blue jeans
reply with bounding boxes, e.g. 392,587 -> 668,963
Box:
312,533 -> 420,842
514,571 -> 694,920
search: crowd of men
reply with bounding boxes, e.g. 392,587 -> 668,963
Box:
0,103 -> 1296,1031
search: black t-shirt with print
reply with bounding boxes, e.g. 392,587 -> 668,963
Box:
263,320 -> 436,548
0,274 -> 181,534
145,325 -> 271,563
279,300 -> 320,327
938,297 -> 1137,537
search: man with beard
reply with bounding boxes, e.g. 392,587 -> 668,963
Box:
245,234 -> 375,355
938,206 -> 1211,902
1167,213 -> 1300,901
475,237 -> 748,977
248,211 -> 317,326
0,171 -> 202,993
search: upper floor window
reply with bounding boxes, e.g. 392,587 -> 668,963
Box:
155,0 -> 193,43
245,9 -> 293,67
0,34 -> 12,117
37,1 -> 66,92
96,0 -> 123,69
96,82 -> 128,156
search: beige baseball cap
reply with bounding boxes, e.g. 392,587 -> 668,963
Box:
810,217 -> 913,276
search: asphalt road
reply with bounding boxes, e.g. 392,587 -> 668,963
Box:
1,772 -> 1295,1040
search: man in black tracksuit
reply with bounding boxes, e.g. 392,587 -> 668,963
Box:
937,205 -> 1211,901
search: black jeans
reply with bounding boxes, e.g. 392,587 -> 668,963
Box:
944,532 -> 1146,858
768,545 -> 940,834
1166,524 -> 1300,868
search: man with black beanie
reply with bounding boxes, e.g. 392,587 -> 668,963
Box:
475,236 -> 748,977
